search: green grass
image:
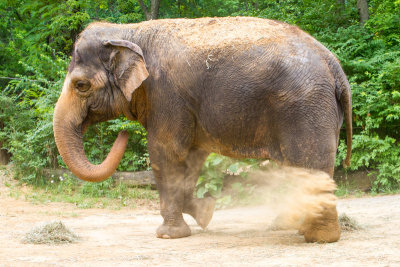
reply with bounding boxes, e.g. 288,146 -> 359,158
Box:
8,173 -> 158,210
335,182 -> 367,198
335,181 -> 400,198
369,188 -> 400,196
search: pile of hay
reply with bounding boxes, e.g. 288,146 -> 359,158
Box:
339,213 -> 362,231
23,221 -> 78,245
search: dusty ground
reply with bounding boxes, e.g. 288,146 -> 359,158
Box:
1,171 -> 400,267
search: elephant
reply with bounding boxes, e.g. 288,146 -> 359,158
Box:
53,17 -> 352,243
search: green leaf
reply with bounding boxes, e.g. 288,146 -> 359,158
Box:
228,162 -> 240,174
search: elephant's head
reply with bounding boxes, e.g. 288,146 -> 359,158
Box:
53,28 -> 149,182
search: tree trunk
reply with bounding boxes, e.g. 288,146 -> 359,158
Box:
357,0 -> 369,26
0,143 -> 10,165
336,0 -> 345,10
150,0 -> 160,20
0,121 -> 10,165
137,0 -> 160,20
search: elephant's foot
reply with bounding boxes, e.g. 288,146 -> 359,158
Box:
194,197 -> 216,229
156,219 -> 191,239
184,197 -> 216,229
301,205 -> 340,243
297,224 -> 306,235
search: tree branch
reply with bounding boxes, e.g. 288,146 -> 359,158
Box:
0,77 -> 48,83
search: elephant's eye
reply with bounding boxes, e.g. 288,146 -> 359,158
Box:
75,80 -> 91,92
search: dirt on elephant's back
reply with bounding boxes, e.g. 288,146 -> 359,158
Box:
130,17 -> 303,50
0,170 -> 399,266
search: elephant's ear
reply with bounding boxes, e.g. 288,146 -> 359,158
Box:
103,40 -> 149,102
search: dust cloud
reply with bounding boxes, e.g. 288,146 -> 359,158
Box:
247,166 -> 337,230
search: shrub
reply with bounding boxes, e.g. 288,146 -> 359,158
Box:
325,26 -> 400,191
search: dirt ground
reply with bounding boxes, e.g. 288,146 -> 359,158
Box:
1,171 -> 400,267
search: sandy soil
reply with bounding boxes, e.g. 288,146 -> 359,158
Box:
1,171 -> 400,267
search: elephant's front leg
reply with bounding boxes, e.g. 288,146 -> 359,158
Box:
152,160 -> 191,239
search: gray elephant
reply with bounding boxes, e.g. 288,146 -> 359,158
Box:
53,17 -> 352,242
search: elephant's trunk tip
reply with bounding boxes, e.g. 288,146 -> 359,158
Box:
342,157 -> 351,169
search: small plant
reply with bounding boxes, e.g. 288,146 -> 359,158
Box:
196,153 -> 260,208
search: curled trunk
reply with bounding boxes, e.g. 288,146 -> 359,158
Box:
53,97 -> 128,182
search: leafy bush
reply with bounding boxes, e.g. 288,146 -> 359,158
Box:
0,45 -> 67,184
323,25 -> 400,191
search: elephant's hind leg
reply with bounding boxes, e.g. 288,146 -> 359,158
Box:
278,132 -> 341,242
184,196 -> 216,229
182,149 -> 216,229
300,202 -> 341,243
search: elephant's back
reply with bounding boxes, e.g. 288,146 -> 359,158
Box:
134,17 -> 314,50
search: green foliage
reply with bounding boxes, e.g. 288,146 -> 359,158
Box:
196,153 -> 259,207
366,0 -> 400,46
82,119 -> 149,172
325,23 -> 400,191
0,44 -> 67,184
196,154 -> 232,198
1,0 -> 400,193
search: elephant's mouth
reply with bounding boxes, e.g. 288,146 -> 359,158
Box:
80,109 -> 115,135
124,109 -> 137,121
81,98 -> 136,134
81,118 -> 91,135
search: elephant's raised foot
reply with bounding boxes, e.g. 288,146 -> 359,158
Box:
301,205 -> 341,243
183,197 -> 216,229
156,221 -> 191,239
193,197 -> 216,229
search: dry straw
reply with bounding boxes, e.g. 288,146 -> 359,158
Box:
23,221 -> 78,245
339,213 -> 363,231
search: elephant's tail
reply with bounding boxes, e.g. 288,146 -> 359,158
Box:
332,59 -> 353,168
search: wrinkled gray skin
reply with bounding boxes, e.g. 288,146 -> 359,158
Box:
53,17 -> 352,242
